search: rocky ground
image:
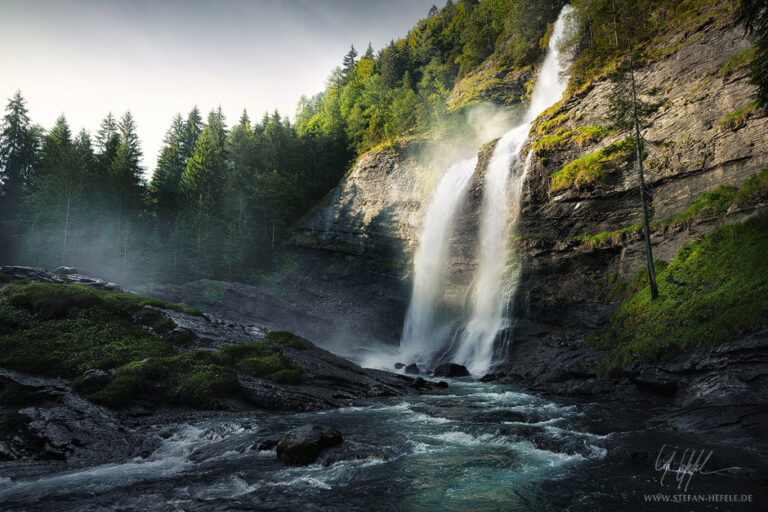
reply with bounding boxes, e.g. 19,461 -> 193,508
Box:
0,266 -> 446,474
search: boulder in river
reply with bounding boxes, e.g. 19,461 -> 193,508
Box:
433,363 -> 470,377
394,363 -> 405,369
404,363 -> 420,374
276,424 -> 343,465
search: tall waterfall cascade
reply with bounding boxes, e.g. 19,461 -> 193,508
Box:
400,6 -> 572,374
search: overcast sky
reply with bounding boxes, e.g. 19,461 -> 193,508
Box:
0,0 -> 437,175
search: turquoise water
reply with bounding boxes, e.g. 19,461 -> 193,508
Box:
0,381 -> 762,511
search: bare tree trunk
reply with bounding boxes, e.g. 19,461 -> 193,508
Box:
62,190 -> 71,263
628,40 -> 659,300
122,222 -> 129,278
612,0 -> 619,47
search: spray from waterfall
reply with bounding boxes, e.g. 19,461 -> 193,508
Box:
454,5 -> 572,374
399,5 -> 572,374
400,156 -> 478,366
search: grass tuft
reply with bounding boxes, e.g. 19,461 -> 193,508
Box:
550,137 -> 636,192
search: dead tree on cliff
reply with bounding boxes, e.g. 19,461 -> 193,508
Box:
607,34 -> 661,299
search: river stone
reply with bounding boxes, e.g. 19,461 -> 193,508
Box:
394,362 -> 405,369
276,424 -> 343,465
433,363 -> 470,377
72,369 -> 113,394
405,363 -> 420,374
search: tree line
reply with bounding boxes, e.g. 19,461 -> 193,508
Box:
1,0 -> 764,287
0,94 -> 350,283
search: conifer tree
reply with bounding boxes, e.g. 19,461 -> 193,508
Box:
0,91 -> 38,262
95,112 -> 118,152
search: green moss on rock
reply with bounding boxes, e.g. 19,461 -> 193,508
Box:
550,137 -> 636,192
591,214 -> 768,369
265,330 -> 309,350
89,351 -> 240,408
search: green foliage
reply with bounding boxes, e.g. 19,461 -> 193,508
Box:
295,0 -> 560,156
91,340 -> 302,408
89,351 -> 240,408
265,330 -> 309,350
575,167 -> 768,246
718,46 -> 757,77
0,284 -> 179,377
591,214 -> 768,369
576,223 -> 643,248
717,101 -> 762,130
665,166 -> 768,225
532,125 -> 609,155
604,260 -> 669,301
734,0 -> 768,106
0,281 -> 304,408
561,0 -> 739,93
549,137 -> 636,191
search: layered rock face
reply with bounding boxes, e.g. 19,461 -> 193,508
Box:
290,12 -> 766,368
515,21 -> 767,335
290,139 -> 498,347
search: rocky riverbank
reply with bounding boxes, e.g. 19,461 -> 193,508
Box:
0,266 -> 446,472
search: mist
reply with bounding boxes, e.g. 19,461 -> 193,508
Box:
0,0 -> 437,175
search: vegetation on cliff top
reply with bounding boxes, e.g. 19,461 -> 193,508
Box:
591,213 -> 768,369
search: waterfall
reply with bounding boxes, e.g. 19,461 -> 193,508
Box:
399,6 -> 572,374
400,156 -> 478,366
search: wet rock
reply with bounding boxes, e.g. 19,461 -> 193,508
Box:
254,439 -> 278,451
436,381 -> 449,388
405,363 -> 420,375
394,363 -> 405,370
410,377 -> 427,389
72,369 -> 113,394
276,424 -> 343,465
54,266 -> 78,275
479,373 -> 500,382
433,363 -> 470,377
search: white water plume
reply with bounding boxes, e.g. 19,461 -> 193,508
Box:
400,156 -> 478,366
454,5 -> 572,374
399,6 -> 572,375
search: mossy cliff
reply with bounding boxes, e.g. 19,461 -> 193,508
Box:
513,6 -> 768,358
291,2 -> 767,378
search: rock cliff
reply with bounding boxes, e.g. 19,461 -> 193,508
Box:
290,8 -> 767,385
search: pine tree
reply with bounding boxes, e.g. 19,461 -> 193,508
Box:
363,42 -> 375,60
342,45 -> 358,84
95,112 -> 118,152
25,115 -> 77,266
0,91 -> 38,262
182,106 -> 203,161
180,112 -> 227,275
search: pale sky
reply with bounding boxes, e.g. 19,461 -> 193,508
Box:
0,0 -> 437,177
